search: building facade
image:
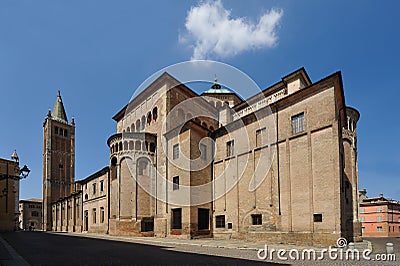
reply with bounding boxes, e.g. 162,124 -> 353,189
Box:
51,167 -> 109,233
0,157 -> 20,231
359,192 -> 400,237
18,198 -> 43,230
51,190 -> 82,232
44,67 -> 361,246
80,167 -> 109,233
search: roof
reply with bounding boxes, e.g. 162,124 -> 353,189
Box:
360,195 -> 400,205
112,72 -> 200,122
0,157 -> 18,165
164,119 -> 211,140
233,67 -> 312,111
212,71 -> 346,139
20,198 -> 42,203
51,90 -> 68,123
76,166 -> 109,184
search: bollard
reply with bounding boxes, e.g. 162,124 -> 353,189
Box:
386,243 -> 394,254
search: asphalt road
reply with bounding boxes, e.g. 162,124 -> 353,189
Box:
0,231 -> 282,266
363,237 -> 400,254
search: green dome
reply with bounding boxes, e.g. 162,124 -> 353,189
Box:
203,82 -> 233,94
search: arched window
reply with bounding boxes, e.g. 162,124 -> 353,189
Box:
119,142 -> 123,151
135,141 -> 141,150
115,143 -> 118,152
137,158 -> 150,176
153,107 -> 158,121
111,157 -> 117,180
177,108 -> 185,122
131,123 -> 135,132
141,116 -> 146,130
124,141 -> 128,150
202,122 -> 208,128
126,127 -> 130,132
129,141 -> 134,150
144,141 -> 149,151
150,143 -> 156,153
209,126 -> 214,131
136,120 -> 140,132
147,112 -> 152,125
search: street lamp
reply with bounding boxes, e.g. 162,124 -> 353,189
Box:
19,165 -> 31,179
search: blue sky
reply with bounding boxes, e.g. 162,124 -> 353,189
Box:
0,0 -> 399,200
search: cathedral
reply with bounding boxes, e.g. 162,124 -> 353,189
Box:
43,67 -> 361,245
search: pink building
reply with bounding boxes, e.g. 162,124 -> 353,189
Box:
359,191 -> 400,237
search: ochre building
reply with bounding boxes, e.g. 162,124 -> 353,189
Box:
0,157 -> 21,231
44,68 -> 361,245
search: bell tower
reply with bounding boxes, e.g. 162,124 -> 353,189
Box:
42,91 -> 75,231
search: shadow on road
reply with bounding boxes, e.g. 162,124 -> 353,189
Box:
1,231 -> 286,265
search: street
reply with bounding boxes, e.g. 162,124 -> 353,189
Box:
1,232 -> 399,265
0,231 -> 281,266
363,237 -> 400,254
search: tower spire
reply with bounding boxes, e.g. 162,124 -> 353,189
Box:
51,90 -> 68,123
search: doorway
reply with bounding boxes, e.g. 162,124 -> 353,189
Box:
198,208 -> 209,230
84,210 -> 88,231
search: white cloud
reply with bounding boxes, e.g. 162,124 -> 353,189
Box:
181,0 -> 283,60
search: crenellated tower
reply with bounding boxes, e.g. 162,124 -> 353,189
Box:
42,91 -> 75,231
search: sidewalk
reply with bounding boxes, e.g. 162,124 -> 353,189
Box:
49,231 -> 371,252
0,235 -> 29,266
